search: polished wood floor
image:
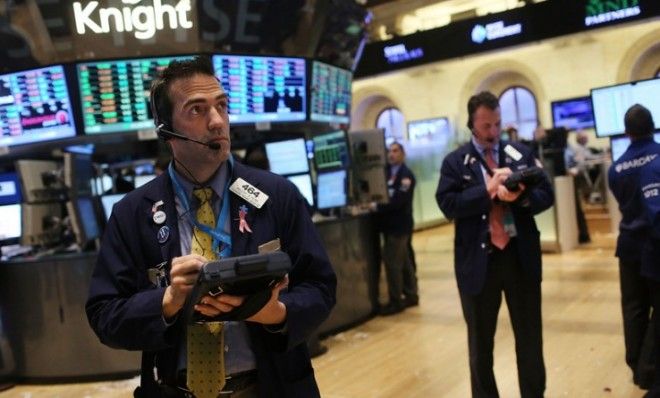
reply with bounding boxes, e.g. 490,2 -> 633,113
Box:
0,224 -> 648,397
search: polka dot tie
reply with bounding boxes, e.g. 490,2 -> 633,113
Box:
187,187 -> 225,397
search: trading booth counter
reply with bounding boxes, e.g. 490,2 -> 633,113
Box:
0,214 -> 380,381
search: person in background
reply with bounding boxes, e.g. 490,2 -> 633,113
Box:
375,141 -> 418,315
436,91 -> 554,397
564,131 -> 593,243
86,56 -> 336,398
640,155 -> 660,398
608,103 -> 660,391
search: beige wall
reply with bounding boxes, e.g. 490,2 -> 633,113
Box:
351,19 -> 660,150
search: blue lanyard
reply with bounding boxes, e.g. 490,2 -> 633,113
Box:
168,157 -> 234,258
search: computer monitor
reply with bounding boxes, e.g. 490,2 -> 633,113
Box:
67,197 -> 100,249
264,138 -> 309,175
0,64 -> 77,147
312,130 -> 350,170
610,132 -> 660,161
212,54 -> 306,124
316,169 -> 348,210
134,174 -> 156,188
310,61 -> 352,124
76,55 -> 193,135
407,117 -> 452,142
286,174 -> 314,207
0,172 -> 22,205
101,193 -> 125,220
591,77 -> 660,138
0,204 -> 21,244
64,152 -> 94,197
15,159 -> 65,203
551,96 -> 594,130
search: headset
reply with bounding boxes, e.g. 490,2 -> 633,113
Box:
149,78 -> 221,150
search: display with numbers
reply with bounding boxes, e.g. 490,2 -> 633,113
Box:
0,65 -> 76,147
212,55 -> 306,124
77,56 -> 192,135
310,61 -> 352,124
312,130 -> 350,170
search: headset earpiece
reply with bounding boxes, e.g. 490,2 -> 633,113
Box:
150,79 -> 172,141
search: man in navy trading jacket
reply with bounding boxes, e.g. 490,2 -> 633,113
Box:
640,155 -> 660,397
376,142 -> 417,315
436,91 -> 554,397
608,103 -> 660,391
86,56 -> 336,397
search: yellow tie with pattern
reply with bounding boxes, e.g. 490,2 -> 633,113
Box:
187,188 -> 225,398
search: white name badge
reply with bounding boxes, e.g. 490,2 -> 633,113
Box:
230,178 -> 269,209
504,144 -> 523,161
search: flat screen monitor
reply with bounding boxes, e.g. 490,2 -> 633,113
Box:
310,61 -> 352,124
0,204 -> 21,243
67,197 -> 100,248
551,96 -> 594,130
591,78 -> 660,138
286,174 -> 314,207
316,169 -> 347,210
64,152 -> 94,197
312,130 -> 350,170
101,193 -> 125,220
610,132 -> 660,161
407,117 -> 452,142
134,174 -> 156,188
212,54 -> 306,124
77,55 -> 192,135
0,64 -> 77,147
264,138 -> 309,175
0,172 -> 22,205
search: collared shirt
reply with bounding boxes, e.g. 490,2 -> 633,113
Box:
471,137 -> 500,178
171,162 -> 257,375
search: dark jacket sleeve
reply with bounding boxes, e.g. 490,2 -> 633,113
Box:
511,147 -> 554,215
436,151 -> 492,220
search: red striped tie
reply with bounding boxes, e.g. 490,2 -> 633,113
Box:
484,149 -> 510,250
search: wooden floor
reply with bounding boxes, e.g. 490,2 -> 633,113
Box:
0,224 -> 648,398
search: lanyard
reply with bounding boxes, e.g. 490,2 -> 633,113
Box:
168,157 -> 234,258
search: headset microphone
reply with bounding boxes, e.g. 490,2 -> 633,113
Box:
156,124 -> 222,150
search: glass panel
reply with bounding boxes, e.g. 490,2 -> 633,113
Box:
516,87 -> 538,121
376,108 -> 406,143
499,89 -> 517,127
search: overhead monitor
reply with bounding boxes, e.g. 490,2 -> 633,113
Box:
0,172 -> 22,205
67,197 -> 100,249
550,96 -> 594,130
286,174 -> 314,207
101,193 -> 125,220
264,138 -> 309,175
407,117 -> 452,142
212,54 -> 306,124
316,169 -> 348,210
0,204 -> 21,244
610,132 -> 660,161
310,61 -> 352,124
0,64 -> 77,147
77,55 -> 192,135
591,77 -> 660,138
312,130 -> 350,170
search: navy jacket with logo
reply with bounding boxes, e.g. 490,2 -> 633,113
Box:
86,160 -> 336,398
436,141 -> 554,295
640,155 -> 660,282
377,163 -> 416,236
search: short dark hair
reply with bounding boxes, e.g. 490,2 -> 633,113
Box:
467,91 -> 499,129
389,141 -> 405,155
624,103 -> 654,139
150,55 -> 216,130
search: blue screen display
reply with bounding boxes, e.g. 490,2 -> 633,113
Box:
0,65 -> 77,147
316,169 -> 347,209
551,97 -> 594,130
264,138 -> 309,175
212,55 -> 306,124
312,130 -> 350,170
310,61 -> 352,124
0,172 -> 22,205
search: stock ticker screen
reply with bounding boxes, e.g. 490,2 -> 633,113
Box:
310,61 -> 352,124
0,65 -> 76,147
212,55 -> 306,124
77,56 -> 191,135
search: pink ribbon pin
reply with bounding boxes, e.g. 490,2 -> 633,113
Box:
238,205 -> 252,234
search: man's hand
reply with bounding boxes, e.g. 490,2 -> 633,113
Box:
487,168 -> 512,198
497,183 -> 526,202
162,254 -> 206,319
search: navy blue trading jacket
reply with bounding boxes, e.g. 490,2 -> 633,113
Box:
640,156 -> 660,282
86,160 -> 336,398
436,141 -> 554,295
377,162 -> 416,236
607,136 -> 660,262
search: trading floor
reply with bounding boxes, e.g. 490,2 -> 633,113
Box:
0,224 -> 647,398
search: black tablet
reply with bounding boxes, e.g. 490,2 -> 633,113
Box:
184,251 -> 291,323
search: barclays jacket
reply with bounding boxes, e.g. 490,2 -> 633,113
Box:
86,160 -> 336,397
435,141 -> 554,295
640,156 -> 660,282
